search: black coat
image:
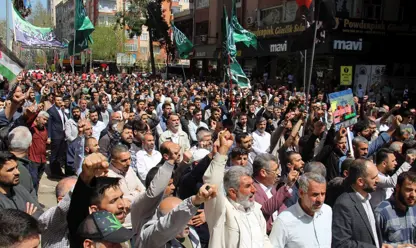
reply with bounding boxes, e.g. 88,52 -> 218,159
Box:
332,187 -> 383,248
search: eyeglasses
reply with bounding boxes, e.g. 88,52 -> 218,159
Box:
265,168 -> 281,177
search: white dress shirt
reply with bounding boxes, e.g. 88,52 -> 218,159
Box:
91,120 -> 106,141
136,149 -> 162,182
252,130 -> 271,154
270,202 -> 332,248
259,182 -> 278,221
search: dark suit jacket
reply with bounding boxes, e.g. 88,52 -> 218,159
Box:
332,187 -> 383,248
47,105 -> 65,140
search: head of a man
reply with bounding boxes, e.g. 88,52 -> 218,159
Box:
347,158 -> 379,194
55,95 -> 64,108
239,113 -> 248,126
256,117 -> 267,133
395,171 -> 416,208
353,120 -> 372,141
298,173 -> 327,216
162,102 -> 172,117
72,106 -> 81,121
90,177 -> 125,223
252,153 -> 280,187
132,119 -> 150,142
55,176 -> 77,203
159,197 -> 191,239
304,161 -> 327,179
193,109 -> 203,123
120,124 -> 133,144
335,135 -> 348,154
8,126 -> 32,154
235,133 -> 253,151
230,148 -> 249,167
167,114 -> 181,132
196,129 -> 212,151
89,108 -> 99,124
0,209 -> 41,248
286,151 -> 305,174
211,108 -> 222,121
352,136 -> 369,158
110,145 -> 131,174
36,111 -> 49,130
142,133 -> 156,153
224,166 -> 256,210
0,152 -> 20,189
85,137 -> 100,154
160,142 -> 181,164
79,99 -> 88,111
375,148 -> 397,174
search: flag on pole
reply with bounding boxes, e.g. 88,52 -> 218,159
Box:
0,40 -> 25,81
68,0 -> 95,56
171,22 -> 193,59
223,6 -> 250,88
231,0 -> 257,49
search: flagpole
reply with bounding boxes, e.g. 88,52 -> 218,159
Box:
228,54 -> 233,113
72,0 -> 77,74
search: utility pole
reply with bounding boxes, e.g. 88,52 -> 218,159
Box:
6,0 -> 12,50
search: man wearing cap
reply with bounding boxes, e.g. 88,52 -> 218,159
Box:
78,211 -> 133,248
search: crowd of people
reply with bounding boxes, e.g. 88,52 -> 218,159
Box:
0,71 -> 415,248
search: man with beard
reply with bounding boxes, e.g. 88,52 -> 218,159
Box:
159,114 -> 191,154
115,124 -> 140,176
371,148 -> 413,207
252,117 -> 271,154
270,173 -> 331,247
375,172 -> 416,247
332,159 -> 386,248
28,111 -> 50,192
234,113 -> 252,135
65,106 -> 81,142
203,131 -> 272,248
107,144 -> 145,230
188,109 -> 209,145
0,151 -> 43,218
99,111 -> 123,157
136,133 -> 162,183
235,132 -> 255,167
89,107 -> 106,141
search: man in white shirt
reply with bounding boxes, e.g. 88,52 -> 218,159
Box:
136,133 -> 162,183
188,109 -> 209,144
252,117 -> 271,154
159,114 -> 190,154
270,173 -> 331,248
89,108 -> 106,141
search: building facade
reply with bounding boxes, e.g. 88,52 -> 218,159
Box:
55,0 -> 74,43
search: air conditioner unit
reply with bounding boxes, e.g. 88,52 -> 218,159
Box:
247,16 -> 254,26
200,35 -> 207,43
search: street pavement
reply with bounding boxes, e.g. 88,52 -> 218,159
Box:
38,174 -> 59,210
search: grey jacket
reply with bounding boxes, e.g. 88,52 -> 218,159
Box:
138,197 -> 200,248
0,184 -> 43,219
131,161 -> 175,248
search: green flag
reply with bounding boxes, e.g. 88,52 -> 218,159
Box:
231,0 -> 257,49
68,0 -> 95,56
171,23 -> 193,59
223,6 -> 250,88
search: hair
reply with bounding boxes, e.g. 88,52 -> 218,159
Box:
389,142 -> 403,153
122,123 -> 133,132
286,151 -> 300,164
352,136 -> 369,146
0,151 -> 17,169
375,148 -> 394,165
224,166 -> 252,195
160,142 -> 170,157
406,148 -> 416,155
341,158 -> 354,173
252,153 -> 278,177
353,120 -> 370,134
110,144 -> 129,159
55,176 -> 77,199
162,102 -> 171,110
89,107 -> 99,115
0,209 -> 41,247
192,108 -> 201,115
132,119 -> 148,132
37,111 -> 50,119
235,132 -> 250,144
90,177 -> 121,206
136,99 -> 146,105
8,126 -> 32,152
298,172 -> 326,193
397,171 -> 416,187
401,109 -> 412,118
231,147 -> 249,159
256,117 -> 267,125
72,106 -> 81,112
346,158 -> 371,186
304,161 -> 327,178
196,129 -> 211,142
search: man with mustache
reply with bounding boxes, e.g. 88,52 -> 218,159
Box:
136,133 -> 162,183
270,173 -> 331,247
65,106 -> 81,143
0,151 -> 43,218
332,159 -> 392,248
159,113 -> 190,154
375,171 -> 416,248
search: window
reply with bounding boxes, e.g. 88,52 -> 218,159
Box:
153,46 -> 160,54
140,47 -> 148,54
140,33 -> 148,40
363,0 -> 382,19
196,0 -> 209,9
125,43 -> 138,52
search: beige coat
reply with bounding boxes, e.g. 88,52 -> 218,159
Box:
203,154 -> 272,248
159,129 -> 190,153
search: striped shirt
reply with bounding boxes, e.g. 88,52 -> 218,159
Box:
375,196 -> 416,246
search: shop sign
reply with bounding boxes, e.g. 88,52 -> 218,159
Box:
270,41 -> 288,52
340,66 -> 353,86
250,22 -> 306,38
333,39 -> 363,51
335,18 -> 416,36
195,51 -> 206,58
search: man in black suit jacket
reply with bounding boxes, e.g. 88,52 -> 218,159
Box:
47,95 -> 68,177
332,158 -> 390,248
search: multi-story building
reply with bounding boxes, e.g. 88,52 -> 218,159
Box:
47,0 -> 63,26
55,0 -> 74,43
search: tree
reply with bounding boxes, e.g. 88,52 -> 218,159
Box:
27,1 -> 52,27
117,0 -> 174,75
90,26 -> 123,61
0,20 -> 6,42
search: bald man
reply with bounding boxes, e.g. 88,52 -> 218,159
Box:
39,176 -> 77,247
137,183 -> 217,248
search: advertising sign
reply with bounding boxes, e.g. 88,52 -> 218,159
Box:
340,66 -> 353,85
328,89 -> 357,130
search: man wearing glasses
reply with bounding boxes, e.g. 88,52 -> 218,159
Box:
252,153 -> 298,234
